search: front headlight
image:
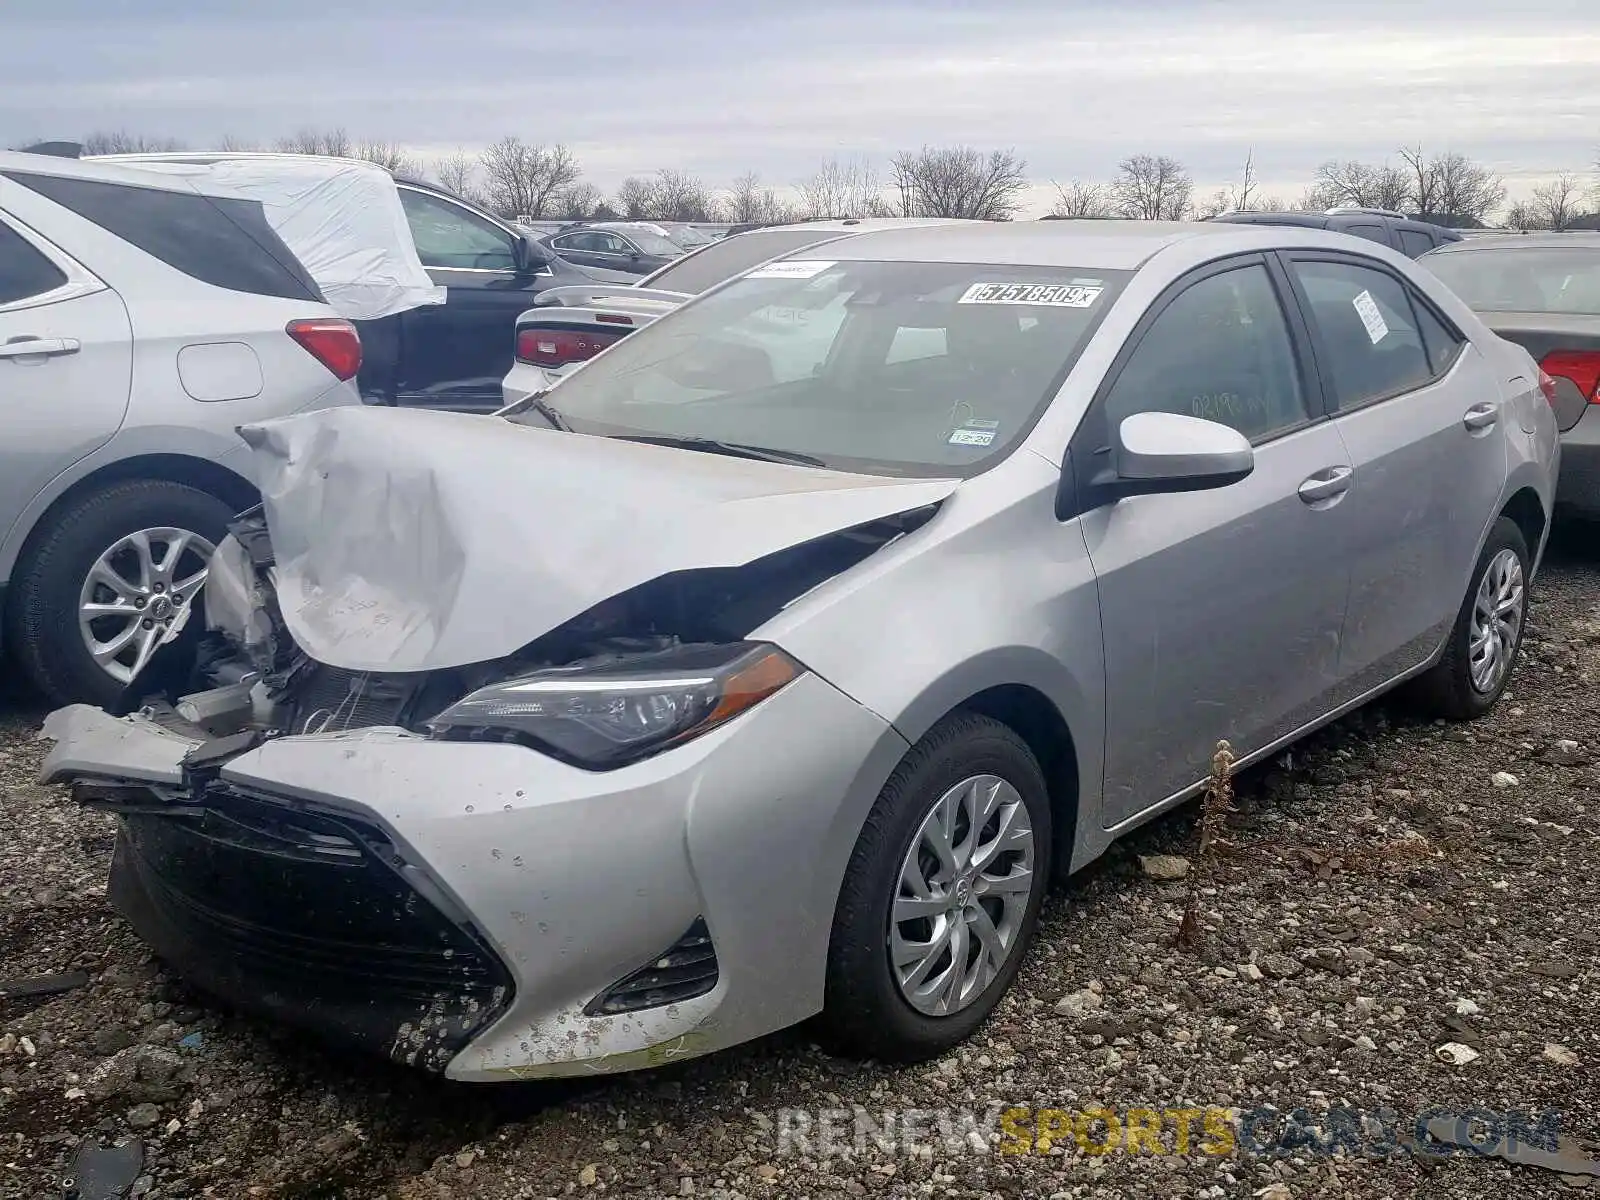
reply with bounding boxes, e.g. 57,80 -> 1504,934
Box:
426,642 -> 804,770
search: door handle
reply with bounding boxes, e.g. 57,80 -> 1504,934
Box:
1298,465 -> 1354,504
1462,402 -> 1498,431
0,337 -> 81,360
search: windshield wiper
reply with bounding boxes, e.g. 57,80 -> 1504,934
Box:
613,434 -> 826,467
500,390 -> 571,431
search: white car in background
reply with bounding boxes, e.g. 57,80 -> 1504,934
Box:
0,151 -> 361,707
501,219 -> 977,408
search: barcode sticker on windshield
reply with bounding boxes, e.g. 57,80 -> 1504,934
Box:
744,260 -> 836,280
1351,289 -> 1389,344
959,282 -> 1103,307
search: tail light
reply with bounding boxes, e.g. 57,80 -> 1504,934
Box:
1538,370 -> 1558,406
515,325 -> 626,369
286,318 -> 362,381
1541,349 -> 1600,404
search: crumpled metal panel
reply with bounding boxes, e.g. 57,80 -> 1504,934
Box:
239,405 -> 957,672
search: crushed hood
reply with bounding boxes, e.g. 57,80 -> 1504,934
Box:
238,406 -> 957,672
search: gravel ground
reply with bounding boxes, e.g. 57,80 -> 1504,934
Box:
3,536 -> 1598,1200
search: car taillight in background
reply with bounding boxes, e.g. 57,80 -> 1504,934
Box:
1541,349 -> 1600,404
286,318 -> 362,381
515,324 -> 627,369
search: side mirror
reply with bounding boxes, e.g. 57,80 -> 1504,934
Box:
1089,411 -> 1253,506
513,235 -> 551,274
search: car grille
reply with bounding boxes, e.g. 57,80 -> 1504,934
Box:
109,790 -> 512,1073
290,667 -> 415,735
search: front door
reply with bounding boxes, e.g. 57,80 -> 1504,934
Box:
392,186 -> 549,410
1068,256 -> 1355,826
0,213 -> 132,544
1280,252 -> 1509,695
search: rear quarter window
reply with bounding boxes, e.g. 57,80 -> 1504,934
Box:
0,219 -> 68,306
2,171 -> 322,302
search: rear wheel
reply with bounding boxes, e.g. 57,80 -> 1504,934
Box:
821,713 -> 1052,1062
7,480 -> 233,707
1409,516 -> 1529,720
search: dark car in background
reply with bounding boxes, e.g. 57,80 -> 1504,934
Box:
540,222 -> 688,276
1210,207 -> 1462,258
357,179 -> 635,410
1421,233 -> 1600,520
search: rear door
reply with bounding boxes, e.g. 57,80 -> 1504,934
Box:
1280,251 -> 1507,698
392,185 -> 548,410
0,211 -> 133,550
1071,255 -> 1356,825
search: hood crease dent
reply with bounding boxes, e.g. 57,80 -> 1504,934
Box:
239,407 -> 959,673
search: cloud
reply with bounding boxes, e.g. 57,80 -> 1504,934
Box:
3,0 -> 1596,209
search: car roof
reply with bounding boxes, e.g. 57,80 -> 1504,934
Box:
0,149 -> 241,195
818,219 -> 1291,270
1426,232 -> 1600,254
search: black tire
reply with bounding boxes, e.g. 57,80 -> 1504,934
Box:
821,713 -> 1053,1062
1408,516 -> 1530,721
6,479 -> 235,708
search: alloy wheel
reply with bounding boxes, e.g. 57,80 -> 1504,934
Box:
1468,547 -> 1524,695
890,773 -> 1037,1017
77,527 -> 216,687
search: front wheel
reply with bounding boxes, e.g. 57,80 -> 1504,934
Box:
821,713 -> 1052,1062
1409,516 -> 1530,720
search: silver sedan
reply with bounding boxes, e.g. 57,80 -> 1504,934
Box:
42,219 -> 1558,1080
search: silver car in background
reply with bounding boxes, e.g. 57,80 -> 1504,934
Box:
43,220 -> 1557,1081
1420,233 -> 1600,520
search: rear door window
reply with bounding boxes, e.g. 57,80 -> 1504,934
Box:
1344,223 -> 1389,247
0,219 -> 68,306
3,171 -> 320,301
1288,259 -> 1435,409
1397,229 -> 1437,258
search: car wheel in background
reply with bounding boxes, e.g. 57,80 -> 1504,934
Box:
1408,515 -> 1530,720
6,479 -> 234,708
822,712 -> 1052,1062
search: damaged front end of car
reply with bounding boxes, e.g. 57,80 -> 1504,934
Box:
42,490 -> 941,1074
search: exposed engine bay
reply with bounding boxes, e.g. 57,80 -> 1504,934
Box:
156,502 -> 940,753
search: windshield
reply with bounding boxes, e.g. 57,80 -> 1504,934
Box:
668,226 -> 716,248
511,259 -> 1130,477
615,226 -> 686,257
1425,246 -> 1600,315
643,228 -> 847,294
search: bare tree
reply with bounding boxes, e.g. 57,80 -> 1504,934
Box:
80,130 -> 186,155
218,133 -> 263,151
1049,179 -> 1112,218
723,172 -> 797,225
554,181 -> 605,220
1111,154 -> 1193,220
615,176 -> 657,220
613,169 -> 717,221
888,145 -> 1028,220
354,139 -> 416,176
431,148 -> 482,204
275,127 -> 353,157
799,156 -> 888,219
478,137 -> 581,220
1229,150 -> 1259,212
1508,174 -> 1587,231
1189,189 -> 1231,220
1311,159 -> 1410,212
1399,146 -> 1506,226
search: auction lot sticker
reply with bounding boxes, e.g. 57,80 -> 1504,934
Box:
959,282 -> 1103,307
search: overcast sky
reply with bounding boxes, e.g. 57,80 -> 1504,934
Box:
4,0 -> 1598,213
